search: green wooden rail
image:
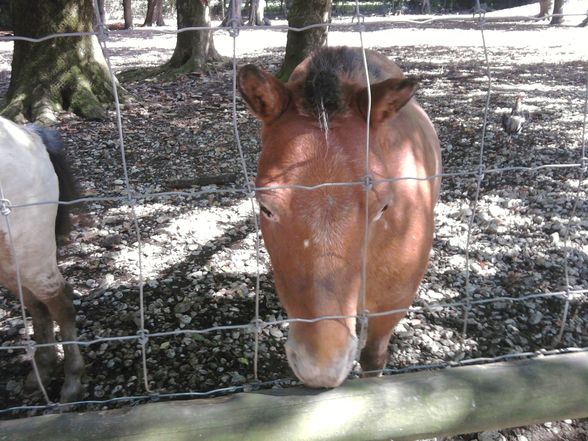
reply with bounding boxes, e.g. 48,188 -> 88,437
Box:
1,351 -> 587,441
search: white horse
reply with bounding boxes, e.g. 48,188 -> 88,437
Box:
0,116 -> 83,402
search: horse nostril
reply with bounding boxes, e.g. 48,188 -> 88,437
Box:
260,204 -> 277,221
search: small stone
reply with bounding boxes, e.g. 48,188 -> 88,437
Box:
174,300 -> 191,314
529,311 -> 543,325
478,430 -> 506,441
269,328 -> 283,338
101,235 -> 123,249
5,380 -> 21,393
179,315 -> 192,325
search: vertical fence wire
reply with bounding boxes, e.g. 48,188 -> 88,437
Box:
0,9 -> 586,414
0,184 -> 51,404
227,7 -> 263,381
91,0 -> 151,393
353,3 -> 372,355
552,70 -> 588,346
460,12 -> 492,342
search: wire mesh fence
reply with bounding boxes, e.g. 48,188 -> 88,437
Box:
0,1 -> 586,419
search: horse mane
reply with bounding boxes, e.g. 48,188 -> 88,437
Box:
26,125 -> 78,238
301,46 -> 384,122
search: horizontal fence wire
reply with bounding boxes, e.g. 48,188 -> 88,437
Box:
3,162 -> 586,210
0,5 -> 587,416
1,12 -> 588,43
2,288 -> 587,352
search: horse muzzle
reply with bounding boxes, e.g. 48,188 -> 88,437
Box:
285,327 -> 358,388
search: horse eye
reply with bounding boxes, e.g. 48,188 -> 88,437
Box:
381,204 -> 389,213
260,204 -> 275,221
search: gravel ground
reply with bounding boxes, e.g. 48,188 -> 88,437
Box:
0,9 -> 587,440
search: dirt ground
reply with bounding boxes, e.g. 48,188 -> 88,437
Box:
0,4 -> 587,440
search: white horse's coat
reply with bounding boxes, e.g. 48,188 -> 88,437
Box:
0,118 -> 62,295
0,116 -> 84,402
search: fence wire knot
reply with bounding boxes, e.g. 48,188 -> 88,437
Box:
137,330 -> 149,346
24,340 -> 37,358
246,182 -> 256,200
0,198 -> 11,216
226,18 -> 240,38
249,318 -> 265,334
362,174 -> 374,191
95,22 -> 109,42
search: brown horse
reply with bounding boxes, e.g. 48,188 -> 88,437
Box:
0,117 -> 84,402
238,46 -> 441,387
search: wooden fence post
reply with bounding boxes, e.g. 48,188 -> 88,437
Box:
1,351 -> 587,440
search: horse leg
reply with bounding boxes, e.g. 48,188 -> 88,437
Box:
42,282 -> 84,402
22,290 -> 59,393
359,312 -> 405,376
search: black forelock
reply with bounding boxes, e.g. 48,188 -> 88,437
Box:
302,46 -> 383,119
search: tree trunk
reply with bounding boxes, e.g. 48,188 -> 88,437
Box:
248,0 -> 268,25
421,0 -> 431,14
96,0 -> 106,25
276,0 -> 331,81
1,0 -> 114,124
0,0 -> 11,29
143,0 -> 165,26
550,0 -> 564,25
472,0 -> 481,13
221,0 -> 243,26
123,0 -> 134,29
167,0 -> 221,73
538,0 -> 553,18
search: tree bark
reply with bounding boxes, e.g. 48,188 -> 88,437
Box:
248,0 -> 269,25
221,0 -> 243,26
276,0 -> 331,81
421,0 -> 431,14
0,0 -> 11,28
550,0 -> 564,25
96,0 -> 106,26
143,0 -> 166,26
1,0 -> 114,124
167,0 -> 221,73
538,0 -> 553,18
123,0 -> 134,29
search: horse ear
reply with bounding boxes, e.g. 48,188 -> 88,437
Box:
357,77 -> 418,127
237,65 -> 290,123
